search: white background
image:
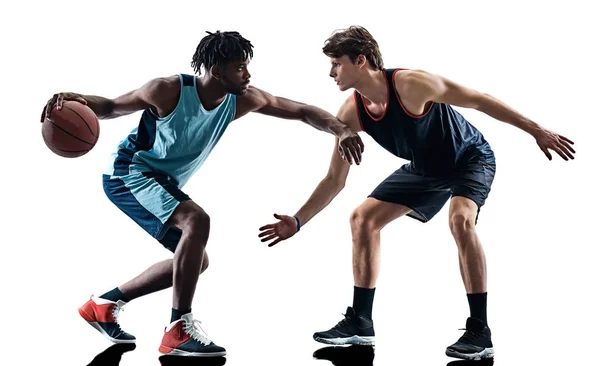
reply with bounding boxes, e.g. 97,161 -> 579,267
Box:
1,0 -> 598,365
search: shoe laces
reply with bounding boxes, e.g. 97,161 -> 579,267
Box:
334,313 -> 352,329
457,327 -> 480,343
183,319 -> 212,346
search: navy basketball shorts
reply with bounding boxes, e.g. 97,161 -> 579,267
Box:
369,159 -> 496,223
102,171 -> 191,252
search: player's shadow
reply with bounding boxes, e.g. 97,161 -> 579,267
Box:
159,355 -> 227,366
447,359 -> 494,366
86,343 -> 136,366
313,345 -> 374,366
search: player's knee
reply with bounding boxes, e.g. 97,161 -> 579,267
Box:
200,252 -> 209,273
449,211 -> 475,238
350,207 -> 377,233
185,209 -> 211,239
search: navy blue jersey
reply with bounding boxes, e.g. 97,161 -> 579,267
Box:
355,69 -> 494,175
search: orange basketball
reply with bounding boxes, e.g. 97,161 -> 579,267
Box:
42,101 -> 100,158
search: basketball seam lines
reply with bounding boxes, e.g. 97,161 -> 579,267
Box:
63,105 -> 99,138
42,136 -> 90,152
47,119 -> 96,145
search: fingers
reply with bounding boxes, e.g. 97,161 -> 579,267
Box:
541,146 -> 552,160
560,138 -> 576,154
268,238 -> 281,247
559,135 -> 574,145
57,94 -> 64,110
260,233 -> 278,243
553,144 -> 573,160
342,145 -> 353,165
258,229 -> 275,238
44,95 -> 58,120
350,138 -> 362,164
40,105 -> 47,122
258,223 -> 275,231
358,135 -> 365,153
77,97 -> 88,105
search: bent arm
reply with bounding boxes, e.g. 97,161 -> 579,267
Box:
294,137 -> 351,228
401,70 -> 543,136
292,97 -> 358,228
81,77 -> 176,120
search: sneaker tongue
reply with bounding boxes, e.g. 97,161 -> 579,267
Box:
345,307 -> 356,317
181,313 -> 194,323
466,317 -> 485,331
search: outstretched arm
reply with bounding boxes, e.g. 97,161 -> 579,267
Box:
41,76 -> 179,121
397,70 -> 576,160
258,97 -> 356,247
237,86 -> 365,164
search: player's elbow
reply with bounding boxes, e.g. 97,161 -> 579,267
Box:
473,92 -> 494,112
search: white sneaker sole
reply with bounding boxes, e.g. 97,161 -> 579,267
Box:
160,348 -> 227,357
446,347 -> 494,360
314,335 -> 375,346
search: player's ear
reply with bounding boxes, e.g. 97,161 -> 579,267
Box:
356,54 -> 366,68
210,65 -> 221,80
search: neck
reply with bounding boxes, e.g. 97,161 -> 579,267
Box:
354,69 -> 387,104
197,74 -> 228,110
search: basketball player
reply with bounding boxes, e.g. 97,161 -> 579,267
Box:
40,31 -> 364,357
258,26 -> 575,361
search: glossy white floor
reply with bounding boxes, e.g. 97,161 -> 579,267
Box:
4,1 -> 598,365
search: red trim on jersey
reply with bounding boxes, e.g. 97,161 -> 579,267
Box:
353,92 -> 366,131
391,69 -> 434,119
360,70 -> 390,121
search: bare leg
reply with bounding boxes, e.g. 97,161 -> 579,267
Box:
161,200 -> 211,311
118,252 -> 209,302
449,197 -> 487,293
350,198 -> 412,288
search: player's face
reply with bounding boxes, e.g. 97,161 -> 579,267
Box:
329,56 -> 360,91
220,60 -> 251,95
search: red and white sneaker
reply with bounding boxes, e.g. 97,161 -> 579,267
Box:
78,295 -> 136,344
159,313 -> 226,357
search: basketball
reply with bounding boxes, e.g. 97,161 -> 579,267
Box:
42,101 -> 100,158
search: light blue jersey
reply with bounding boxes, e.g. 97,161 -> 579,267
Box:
105,74 -> 237,188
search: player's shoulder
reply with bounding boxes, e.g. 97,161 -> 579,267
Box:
148,75 -> 181,93
338,93 -> 357,115
336,94 -> 361,129
237,85 -> 271,107
143,75 -> 181,111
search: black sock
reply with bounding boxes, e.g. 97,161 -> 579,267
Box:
352,286 -> 375,320
467,292 -> 487,325
100,287 -> 131,303
171,308 -> 192,323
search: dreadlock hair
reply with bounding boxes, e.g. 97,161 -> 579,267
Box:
191,31 -> 254,75
323,26 -> 384,70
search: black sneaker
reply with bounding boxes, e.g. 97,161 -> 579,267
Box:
313,307 -> 375,345
446,317 -> 494,360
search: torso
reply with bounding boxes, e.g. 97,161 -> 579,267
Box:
352,68 -> 494,175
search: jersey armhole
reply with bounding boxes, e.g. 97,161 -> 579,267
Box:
391,69 -> 435,119
148,75 -> 185,121
352,92 -> 366,131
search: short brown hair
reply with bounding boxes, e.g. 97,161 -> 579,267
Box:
323,26 -> 384,70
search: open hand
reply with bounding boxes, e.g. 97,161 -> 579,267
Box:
41,92 -> 87,122
337,128 -> 364,165
534,127 -> 575,161
258,214 -> 298,247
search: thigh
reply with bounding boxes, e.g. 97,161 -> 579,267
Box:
354,197 -> 413,230
368,164 -> 452,223
450,160 -> 496,208
103,172 -> 190,252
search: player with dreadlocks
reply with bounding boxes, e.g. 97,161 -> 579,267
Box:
41,30 -> 364,357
